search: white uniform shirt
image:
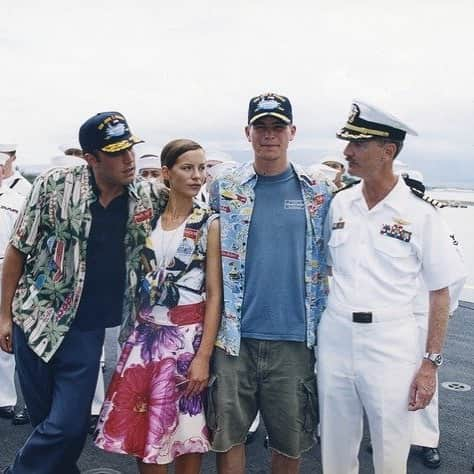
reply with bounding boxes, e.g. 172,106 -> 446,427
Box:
2,171 -> 32,197
326,177 -> 465,312
413,237 -> 465,316
0,187 -> 25,255
0,187 -> 26,283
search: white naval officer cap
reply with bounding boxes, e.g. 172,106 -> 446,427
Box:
0,144 -> 17,153
58,144 -> 83,157
0,144 -> 17,165
320,155 -> 346,169
337,99 -> 418,141
137,154 -> 161,171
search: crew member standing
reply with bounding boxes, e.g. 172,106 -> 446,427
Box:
0,112 -> 165,474
317,100 -> 466,474
0,147 -> 31,426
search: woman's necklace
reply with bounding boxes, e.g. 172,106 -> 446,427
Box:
155,218 -> 186,270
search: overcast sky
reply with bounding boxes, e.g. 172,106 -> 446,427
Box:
1,0 -> 473,185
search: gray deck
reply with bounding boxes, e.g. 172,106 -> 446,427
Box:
1,302 -> 473,473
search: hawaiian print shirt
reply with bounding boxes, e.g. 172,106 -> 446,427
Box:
10,165 -> 167,362
209,161 -> 332,356
136,199 -> 218,325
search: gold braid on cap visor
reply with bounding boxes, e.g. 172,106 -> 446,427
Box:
101,136 -> 142,153
343,123 -> 390,137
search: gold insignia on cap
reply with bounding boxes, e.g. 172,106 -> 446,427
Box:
101,136 -> 142,153
347,104 -> 360,124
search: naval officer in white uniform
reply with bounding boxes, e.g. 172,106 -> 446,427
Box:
317,100 -> 467,474
0,148 -> 30,423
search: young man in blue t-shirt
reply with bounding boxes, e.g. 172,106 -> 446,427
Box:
208,93 -> 331,473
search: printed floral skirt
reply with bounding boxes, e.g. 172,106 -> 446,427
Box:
94,319 -> 210,464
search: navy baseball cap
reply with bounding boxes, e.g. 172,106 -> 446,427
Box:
79,111 -> 143,154
248,93 -> 293,125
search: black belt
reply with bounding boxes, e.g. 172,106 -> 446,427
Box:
352,312 -> 372,323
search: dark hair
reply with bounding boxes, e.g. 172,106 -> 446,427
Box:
160,139 -> 203,187
374,138 -> 404,159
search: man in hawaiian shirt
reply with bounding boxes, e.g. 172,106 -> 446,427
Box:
0,111 -> 166,474
208,93 -> 331,473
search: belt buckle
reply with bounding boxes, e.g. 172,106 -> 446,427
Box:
352,312 -> 373,323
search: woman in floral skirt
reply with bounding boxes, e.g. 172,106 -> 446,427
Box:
95,139 -> 222,473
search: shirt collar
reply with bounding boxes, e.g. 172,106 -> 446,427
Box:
237,161 -> 314,186
87,166 -> 140,201
351,175 -> 410,212
378,176 -> 410,212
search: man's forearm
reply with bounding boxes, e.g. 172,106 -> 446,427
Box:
0,244 -> 26,317
426,287 -> 450,354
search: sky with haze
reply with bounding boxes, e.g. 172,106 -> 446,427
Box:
1,0 -> 473,187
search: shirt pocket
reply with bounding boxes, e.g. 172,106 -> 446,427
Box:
327,225 -> 352,272
373,233 -> 414,259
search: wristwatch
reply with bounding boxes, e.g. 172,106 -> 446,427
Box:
423,352 -> 443,367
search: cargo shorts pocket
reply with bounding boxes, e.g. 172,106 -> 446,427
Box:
205,374 -> 219,432
301,376 -> 319,432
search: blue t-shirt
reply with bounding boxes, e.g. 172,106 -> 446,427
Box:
241,166 -> 306,341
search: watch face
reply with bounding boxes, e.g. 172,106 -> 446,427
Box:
434,354 -> 443,366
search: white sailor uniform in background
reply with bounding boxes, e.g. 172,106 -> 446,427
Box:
317,178 -> 466,474
411,253 -> 465,449
2,171 -> 32,198
0,187 -> 26,411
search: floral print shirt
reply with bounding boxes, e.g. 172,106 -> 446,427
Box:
10,165 -> 167,362
209,161 -> 332,356
137,199 -> 218,325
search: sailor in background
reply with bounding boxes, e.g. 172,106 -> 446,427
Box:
198,150 -> 234,202
321,157 -> 346,189
0,146 -> 30,426
404,170 -> 465,469
367,168 -> 466,469
136,152 -> 163,184
317,100 -> 467,474
0,145 -> 31,197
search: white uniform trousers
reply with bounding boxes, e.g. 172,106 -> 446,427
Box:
317,305 -> 418,474
90,358 -> 105,416
0,350 -> 17,406
411,314 -> 439,448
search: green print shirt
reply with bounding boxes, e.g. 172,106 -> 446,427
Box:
10,165 -> 167,363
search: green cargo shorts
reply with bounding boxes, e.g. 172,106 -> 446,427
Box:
207,339 -> 318,459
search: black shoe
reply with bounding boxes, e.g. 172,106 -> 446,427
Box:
0,406 -> 14,419
421,447 -> 441,469
88,415 -> 99,435
12,406 -> 30,425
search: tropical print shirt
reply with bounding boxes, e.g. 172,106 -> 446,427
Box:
10,165 -> 167,362
209,161 -> 332,356
136,199 -> 218,325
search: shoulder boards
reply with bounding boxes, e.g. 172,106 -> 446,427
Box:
409,187 -> 446,208
8,178 -> 21,190
334,180 -> 361,194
